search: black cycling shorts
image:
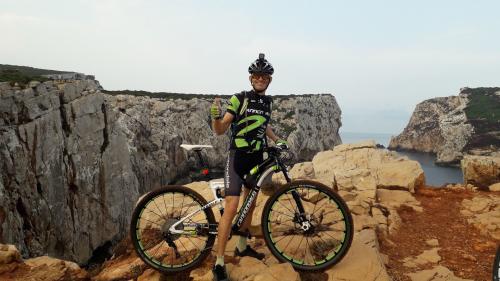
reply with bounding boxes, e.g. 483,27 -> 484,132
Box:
224,149 -> 264,196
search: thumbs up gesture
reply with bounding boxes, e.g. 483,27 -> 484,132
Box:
211,97 -> 222,120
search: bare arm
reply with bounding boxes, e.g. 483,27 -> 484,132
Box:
266,125 -> 280,143
212,113 -> 234,135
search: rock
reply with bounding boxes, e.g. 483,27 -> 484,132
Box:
461,194 -> 500,239
376,189 -> 423,212
28,81 -> 40,88
379,253 -> 389,266
461,253 -> 476,262
353,214 -> 378,232
311,141 -> 424,195
489,182 -> 500,192
0,244 -> 22,265
137,269 -> 164,281
326,229 -> 390,281
24,256 -> 89,280
403,248 -> 441,267
389,87 -> 500,165
0,80 -> 141,263
0,245 -> 89,281
226,257 -> 268,281
465,184 -> 479,192
290,161 -> 315,180
461,155 -> 500,189
94,256 -> 145,281
387,209 -> 402,235
445,184 -> 466,191
253,262 -> 300,281
425,239 -> 439,247
375,162 -> 425,193
406,265 -> 474,281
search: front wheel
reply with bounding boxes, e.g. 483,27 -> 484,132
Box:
261,180 -> 354,271
130,185 -> 216,273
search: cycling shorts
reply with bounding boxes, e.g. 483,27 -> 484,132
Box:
224,149 -> 264,196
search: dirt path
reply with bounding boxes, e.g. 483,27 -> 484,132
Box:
380,187 -> 498,281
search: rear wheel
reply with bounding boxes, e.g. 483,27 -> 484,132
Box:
130,185 -> 216,273
261,180 -> 353,271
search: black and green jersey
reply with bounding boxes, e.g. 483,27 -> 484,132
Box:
225,90 -> 273,152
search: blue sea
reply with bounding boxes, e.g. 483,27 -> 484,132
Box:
339,131 -> 463,187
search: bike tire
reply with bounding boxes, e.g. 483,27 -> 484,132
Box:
130,185 -> 216,274
261,179 -> 354,271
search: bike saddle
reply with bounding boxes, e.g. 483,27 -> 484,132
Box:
180,144 -> 213,151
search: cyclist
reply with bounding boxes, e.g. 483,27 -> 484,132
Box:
210,53 -> 288,281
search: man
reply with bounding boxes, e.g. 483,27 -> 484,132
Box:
210,53 -> 288,281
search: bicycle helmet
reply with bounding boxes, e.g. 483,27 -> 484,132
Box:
248,53 -> 274,75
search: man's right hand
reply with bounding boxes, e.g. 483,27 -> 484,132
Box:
211,98 -> 222,120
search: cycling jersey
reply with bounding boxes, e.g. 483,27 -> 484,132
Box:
225,90 -> 273,153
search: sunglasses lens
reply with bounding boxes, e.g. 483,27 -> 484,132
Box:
253,74 -> 270,81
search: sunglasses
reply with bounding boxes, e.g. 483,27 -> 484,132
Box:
251,74 -> 271,81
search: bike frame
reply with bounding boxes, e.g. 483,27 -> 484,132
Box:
169,148 -> 305,236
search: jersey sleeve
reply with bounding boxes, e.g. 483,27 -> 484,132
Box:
225,94 -> 242,116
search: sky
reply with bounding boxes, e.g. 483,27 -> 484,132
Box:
1,1 -> 499,134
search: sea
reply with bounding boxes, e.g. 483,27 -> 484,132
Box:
339,131 -> 463,187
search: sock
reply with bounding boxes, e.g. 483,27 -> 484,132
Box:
237,235 -> 247,252
215,255 -> 224,266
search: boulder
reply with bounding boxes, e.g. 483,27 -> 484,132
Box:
0,244 -> 89,281
326,229 -> 390,281
461,155 -> 500,189
0,244 -> 21,265
376,189 -> 423,212
402,248 -> 441,267
461,194 -> 500,239
311,141 -> 424,193
489,182 -> 500,192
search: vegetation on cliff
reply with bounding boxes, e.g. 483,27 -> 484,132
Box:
463,87 -> 500,122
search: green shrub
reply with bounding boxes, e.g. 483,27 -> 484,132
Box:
464,88 -> 500,122
0,69 -> 49,85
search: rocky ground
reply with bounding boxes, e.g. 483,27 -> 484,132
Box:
381,187 -> 498,281
0,141 -> 498,280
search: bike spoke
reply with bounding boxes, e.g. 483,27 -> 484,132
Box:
138,217 -> 164,228
152,197 -> 167,220
143,204 -> 167,220
293,234 -> 305,261
275,198 -> 297,216
269,209 -> 295,218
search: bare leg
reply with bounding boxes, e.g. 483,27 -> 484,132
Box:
216,195 -> 240,257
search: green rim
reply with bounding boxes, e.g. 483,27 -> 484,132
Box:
266,186 -> 349,267
135,192 -> 207,268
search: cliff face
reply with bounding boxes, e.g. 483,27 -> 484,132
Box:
389,87 -> 500,165
0,80 -> 140,264
107,93 -> 342,191
0,80 -> 342,263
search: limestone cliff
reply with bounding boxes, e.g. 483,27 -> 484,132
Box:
0,80 -> 342,264
0,80 -> 140,264
107,92 -> 342,191
389,87 -> 500,165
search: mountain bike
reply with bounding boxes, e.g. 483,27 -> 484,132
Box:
494,245 -> 500,281
130,144 -> 353,273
